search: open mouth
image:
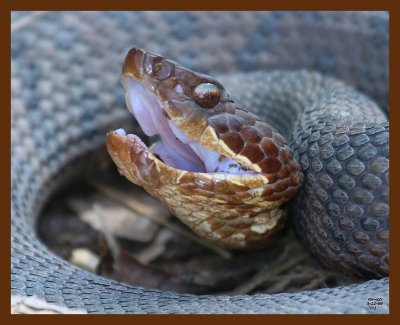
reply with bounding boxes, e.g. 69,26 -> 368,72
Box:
116,77 -> 255,176
106,48 -> 302,248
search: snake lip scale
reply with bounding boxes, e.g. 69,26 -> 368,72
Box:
11,11 -> 389,313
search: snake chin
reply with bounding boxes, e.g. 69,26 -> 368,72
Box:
121,76 -> 255,175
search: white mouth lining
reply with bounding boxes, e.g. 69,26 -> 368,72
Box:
122,77 -> 255,175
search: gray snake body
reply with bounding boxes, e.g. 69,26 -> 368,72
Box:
11,11 -> 389,313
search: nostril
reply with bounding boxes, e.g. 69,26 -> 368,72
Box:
143,54 -> 174,80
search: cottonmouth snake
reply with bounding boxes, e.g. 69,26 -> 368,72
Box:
11,11 -> 389,313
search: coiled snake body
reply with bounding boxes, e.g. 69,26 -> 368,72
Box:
11,11 -> 389,313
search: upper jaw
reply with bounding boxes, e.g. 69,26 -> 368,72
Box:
119,74 -> 259,175
117,47 -> 262,176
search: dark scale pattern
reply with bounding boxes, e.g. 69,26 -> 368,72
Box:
284,76 -> 389,278
206,101 -> 301,196
221,71 -> 388,279
12,12 -> 388,313
293,124 -> 389,278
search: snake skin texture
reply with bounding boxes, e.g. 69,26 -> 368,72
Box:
220,71 -> 389,277
11,11 -> 389,313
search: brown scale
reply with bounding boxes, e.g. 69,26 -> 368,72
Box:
107,48 -> 303,249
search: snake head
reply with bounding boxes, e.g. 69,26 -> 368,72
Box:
107,48 -> 302,248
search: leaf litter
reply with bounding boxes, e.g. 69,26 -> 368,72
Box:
38,168 -> 362,295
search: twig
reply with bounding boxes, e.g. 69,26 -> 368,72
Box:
88,180 -> 232,259
11,12 -> 50,33
92,203 -> 120,265
299,274 -> 327,291
265,272 -> 317,294
230,249 -> 306,295
264,277 -> 292,294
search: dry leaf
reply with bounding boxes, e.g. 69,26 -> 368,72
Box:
68,193 -> 159,242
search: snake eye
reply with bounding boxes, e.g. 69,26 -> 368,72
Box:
193,83 -> 221,108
